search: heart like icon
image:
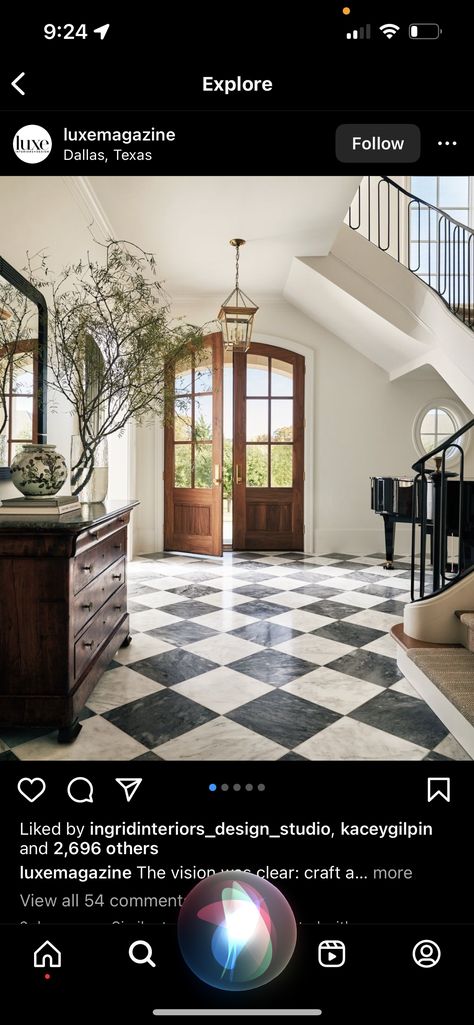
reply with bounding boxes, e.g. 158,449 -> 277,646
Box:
17,777 -> 46,803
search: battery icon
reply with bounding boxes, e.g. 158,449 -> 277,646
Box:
409,23 -> 441,39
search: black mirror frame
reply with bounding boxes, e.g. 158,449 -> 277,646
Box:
0,255 -> 48,480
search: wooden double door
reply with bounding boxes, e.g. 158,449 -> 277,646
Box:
164,336 -> 304,555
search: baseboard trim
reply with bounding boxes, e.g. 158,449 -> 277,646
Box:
314,526 -> 413,556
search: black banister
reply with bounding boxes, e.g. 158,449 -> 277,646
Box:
409,418 -> 474,602
348,176 -> 474,331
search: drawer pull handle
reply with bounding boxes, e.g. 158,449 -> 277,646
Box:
113,544 -> 122,549
82,564 -> 93,573
114,604 -> 122,610
112,573 -> 122,580
83,641 -> 94,648
82,603 -> 93,611
118,517 -> 125,523
89,530 -> 99,540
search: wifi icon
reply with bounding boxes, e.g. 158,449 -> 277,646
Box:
379,23 -> 400,38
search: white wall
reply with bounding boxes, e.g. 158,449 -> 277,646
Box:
135,298 -> 471,557
0,176 -> 130,504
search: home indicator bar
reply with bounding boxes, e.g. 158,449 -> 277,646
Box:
152,1012 -> 323,1017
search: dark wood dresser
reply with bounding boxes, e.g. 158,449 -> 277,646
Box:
0,500 -> 138,742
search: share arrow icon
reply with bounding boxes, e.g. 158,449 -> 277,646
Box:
115,778 -> 142,802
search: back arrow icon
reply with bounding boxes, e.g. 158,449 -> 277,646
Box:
11,72 -> 26,95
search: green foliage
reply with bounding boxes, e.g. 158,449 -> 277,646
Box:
42,239 -> 203,493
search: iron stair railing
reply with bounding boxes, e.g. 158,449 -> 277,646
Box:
410,419 -> 474,602
348,176 -> 474,330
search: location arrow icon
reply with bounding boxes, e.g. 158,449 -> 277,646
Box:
116,778 -> 142,802
93,24 -> 110,40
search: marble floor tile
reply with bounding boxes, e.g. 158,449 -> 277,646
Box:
229,621 -> 303,647
234,600 -> 292,620
14,715 -> 148,761
265,590 -> 319,608
230,583 -> 282,599
226,689 -> 340,748
114,633 -> 174,665
129,590 -> 191,609
273,633 -> 355,666
228,648 -> 316,685
267,608 -> 335,632
153,716 -> 288,760
306,599 -> 362,620
128,648 -> 219,686
172,667 -> 273,713
329,591 -> 387,609
129,608 -> 181,632
193,609 -> 258,632
294,717 -> 429,760
86,665 -> 166,714
373,600 -> 409,617
345,609 -> 403,632
327,649 -> 403,686
145,621 -> 218,647
311,620 -> 385,649
362,634 -> 399,659
103,688 -> 218,748
281,667 -> 384,714
166,584 -> 221,599
355,584 -> 411,599
158,599 -> 217,620
319,576 -> 368,591
390,678 -> 422,699
195,590 -> 252,608
349,688 -> 448,749
291,585 -> 342,599
431,734 -> 472,760
183,634 -> 263,665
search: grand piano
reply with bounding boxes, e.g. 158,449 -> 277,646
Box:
370,474 -> 474,572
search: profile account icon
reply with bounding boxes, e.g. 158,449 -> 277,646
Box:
412,939 -> 441,968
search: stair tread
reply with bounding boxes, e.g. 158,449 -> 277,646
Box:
391,623 -> 462,651
407,648 -> 474,726
455,610 -> 474,621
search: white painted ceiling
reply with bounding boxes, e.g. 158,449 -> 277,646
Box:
88,176 -> 361,298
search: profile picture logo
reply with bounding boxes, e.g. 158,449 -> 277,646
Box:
13,124 -> 52,164
178,870 -> 297,991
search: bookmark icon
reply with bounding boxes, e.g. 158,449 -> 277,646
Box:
116,778 -> 143,802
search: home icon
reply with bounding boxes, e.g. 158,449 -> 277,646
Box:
33,940 -> 62,968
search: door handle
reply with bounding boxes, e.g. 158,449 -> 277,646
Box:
234,464 -> 242,484
213,464 -> 222,485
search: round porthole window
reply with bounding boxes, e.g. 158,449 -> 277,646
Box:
413,400 -> 468,463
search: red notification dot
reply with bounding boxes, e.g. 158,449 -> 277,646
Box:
44,973 -> 51,980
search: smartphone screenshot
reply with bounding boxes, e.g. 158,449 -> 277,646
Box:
1,5 -> 472,1018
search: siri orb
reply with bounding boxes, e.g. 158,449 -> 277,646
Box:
177,870 -> 297,991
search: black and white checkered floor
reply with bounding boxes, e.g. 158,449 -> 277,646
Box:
1,550 -> 470,762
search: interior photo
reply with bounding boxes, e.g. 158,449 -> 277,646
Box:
0,173 -> 473,763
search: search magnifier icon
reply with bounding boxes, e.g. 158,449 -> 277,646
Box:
129,940 -> 156,967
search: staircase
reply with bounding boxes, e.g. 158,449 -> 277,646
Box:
348,176 -> 474,332
284,175 -> 474,410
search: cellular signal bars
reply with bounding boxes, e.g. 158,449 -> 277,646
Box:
346,24 -> 371,39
